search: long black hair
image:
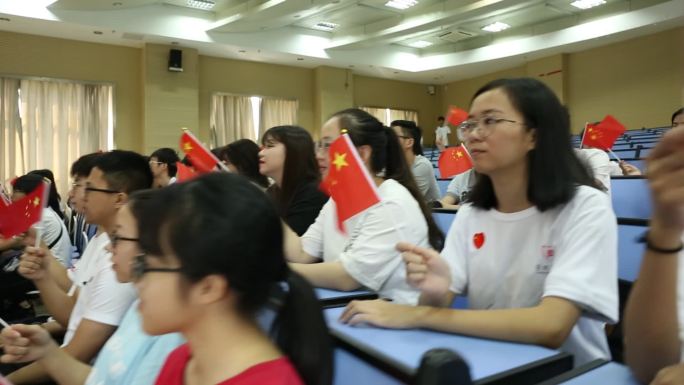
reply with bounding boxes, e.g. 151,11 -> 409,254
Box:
331,109 -> 444,250
134,173 -> 332,385
15,172 -> 63,219
468,78 -> 596,211
218,139 -> 270,188
671,107 -> 684,125
262,126 -> 321,216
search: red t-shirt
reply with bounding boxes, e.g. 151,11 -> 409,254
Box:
154,344 -> 305,385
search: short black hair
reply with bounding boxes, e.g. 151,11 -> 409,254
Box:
468,78 -> 596,211
149,148 -> 180,177
70,153 -> 101,178
438,116 -> 445,121
390,120 -> 423,156
671,107 -> 684,124
93,150 -> 153,194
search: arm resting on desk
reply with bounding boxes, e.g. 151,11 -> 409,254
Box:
623,221 -> 682,384
341,296 -> 580,349
282,221 -> 318,264
290,261 -> 362,292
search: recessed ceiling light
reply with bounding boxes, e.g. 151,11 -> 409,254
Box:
408,40 -> 432,48
0,17 -> 10,22
570,0 -> 606,10
112,2 -> 122,6
482,22 -> 510,32
171,41 -> 179,45
238,50 -> 246,53
93,30 -> 103,35
297,57 -> 304,61
314,22 -> 339,31
187,0 -> 215,10
385,0 -> 418,10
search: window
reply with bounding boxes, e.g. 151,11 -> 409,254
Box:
359,106 -> 419,126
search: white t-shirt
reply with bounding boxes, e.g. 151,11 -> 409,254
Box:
64,232 -> 136,345
445,169 -> 477,202
412,155 -> 440,202
41,207 -> 72,267
436,125 -> 451,145
575,149 -> 612,193
302,179 -> 429,305
442,185 -> 618,366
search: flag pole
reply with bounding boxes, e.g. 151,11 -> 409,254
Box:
0,316 -> 10,328
33,180 -> 50,248
181,128 -> 231,173
607,149 -> 622,162
579,122 -> 588,149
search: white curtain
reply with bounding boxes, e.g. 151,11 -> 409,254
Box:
360,107 -> 387,125
211,94 -> 256,145
17,79 -> 112,198
0,78 -> 23,187
389,108 -> 419,125
260,98 -> 298,138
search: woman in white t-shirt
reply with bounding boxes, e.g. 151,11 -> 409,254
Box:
285,108 -> 445,305
624,108 -> 684,384
341,78 -> 618,366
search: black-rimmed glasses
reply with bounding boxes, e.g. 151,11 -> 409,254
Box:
110,234 -> 139,248
457,116 -> 520,141
84,186 -> 120,194
131,254 -> 183,282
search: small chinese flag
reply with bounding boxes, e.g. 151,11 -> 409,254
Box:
446,106 -> 469,127
581,115 -> 626,150
179,130 -> 222,173
438,144 -> 473,178
175,162 -> 198,183
0,181 -> 47,238
320,134 -> 381,232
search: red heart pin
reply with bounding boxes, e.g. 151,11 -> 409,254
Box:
473,233 -> 485,249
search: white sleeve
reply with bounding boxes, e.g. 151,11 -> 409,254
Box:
445,174 -> 465,200
338,200 -> 418,291
443,207 -> 469,295
82,259 -> 136,326
301,203 -> 327,259
543,190 -> 618,323
413,160 -> 434,197
608,161 -> 623,176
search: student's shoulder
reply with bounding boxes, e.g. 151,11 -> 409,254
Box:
562,185 -> 612,216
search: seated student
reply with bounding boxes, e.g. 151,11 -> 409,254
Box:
120,173 -> 333,385
439,169 -> 476,210
391,120 -> 440,203
1,190 -> 184,385
623,110 -> 684,384
12,174 -> 72,266
5,150 -> 151,384
260,126 -> 328,236
148,148 -> 180,188
217,139 -> 270,189
67,153 -> 101,258
340,78 -> 618,366
285,109 -> 444,305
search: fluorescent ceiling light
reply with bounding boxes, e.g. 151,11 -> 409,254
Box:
570,0 -> 607,9
187,0 -> 215,10
408,40 -> 432,48
314,22 -> 339,31
482,21 -> 510,32
385,0 -> 418,10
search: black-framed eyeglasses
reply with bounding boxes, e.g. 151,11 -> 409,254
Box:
132,254 -> 183,282
396,135 -> 412,140
84,186 -> 121,195
110,234 -> 139,248
457,116 -> 520,141
315,140 -> 333,153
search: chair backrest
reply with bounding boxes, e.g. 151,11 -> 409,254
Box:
437,179 -> 450,197
432,210 -> 457,235
611,177 -> 651,220
617,222 -> 647,282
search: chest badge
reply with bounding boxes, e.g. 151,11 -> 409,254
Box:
473,232 -> 485,249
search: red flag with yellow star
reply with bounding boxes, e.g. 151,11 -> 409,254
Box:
438,144 -> 473,178
581,115 -> 626,150
0,181 -> 47,238
175,161 -> 198,183
179,130 -> 222,173
320,134 -> 381,232
446,106 -> 469,127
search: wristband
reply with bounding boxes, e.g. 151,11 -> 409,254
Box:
641,232 -> 684,254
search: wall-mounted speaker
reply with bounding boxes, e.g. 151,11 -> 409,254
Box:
168,49 -> 183,72
427,85 -> 436,95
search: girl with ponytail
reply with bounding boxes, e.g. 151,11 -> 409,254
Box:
132,173 -> 332,385
286,108 -> 444,305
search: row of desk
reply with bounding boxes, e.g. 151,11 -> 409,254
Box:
315,288 -> 641,384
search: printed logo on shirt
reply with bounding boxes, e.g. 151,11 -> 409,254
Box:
473,232 -> 485,249
536,245 -> 555,274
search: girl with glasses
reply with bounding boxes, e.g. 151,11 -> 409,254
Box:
134,173 -> 332,385
341,78 -> 618,367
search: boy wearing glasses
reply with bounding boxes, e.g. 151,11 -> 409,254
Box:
5,150 -> 152,384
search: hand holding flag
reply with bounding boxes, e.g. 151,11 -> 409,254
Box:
320,134 -> 381,232
438,144 -> 473,178
581,115 -> 626,150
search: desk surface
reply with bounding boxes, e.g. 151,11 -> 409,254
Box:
553,361 -> 639,385
316,288 -> 374,300
324,307 -> 570,383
